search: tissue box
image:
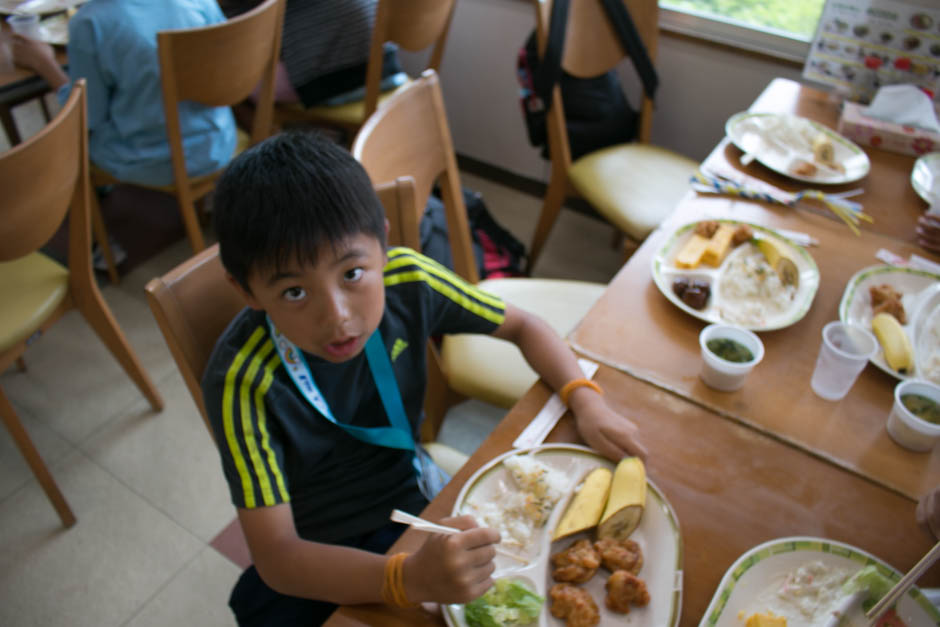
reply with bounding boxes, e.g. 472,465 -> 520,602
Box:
838,102 -> 940,157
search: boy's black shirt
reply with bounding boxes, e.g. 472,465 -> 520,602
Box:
202,248 -> 505,542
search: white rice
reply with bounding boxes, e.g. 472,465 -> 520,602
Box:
919,307 -> 940,385
718,245 -> 796,327
462,454 -> 569,550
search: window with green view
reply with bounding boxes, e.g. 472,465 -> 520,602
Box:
660,0 -> 828,41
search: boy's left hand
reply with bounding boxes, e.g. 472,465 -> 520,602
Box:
568,388 -> 648,461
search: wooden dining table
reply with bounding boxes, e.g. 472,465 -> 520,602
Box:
324,78 -> 939,626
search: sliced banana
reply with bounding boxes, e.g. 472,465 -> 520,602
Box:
871,312 -> 915,374
756,238 -> 799,288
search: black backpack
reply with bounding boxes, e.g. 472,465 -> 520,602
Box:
517,0 -> 659,161
420,188 -> 527,279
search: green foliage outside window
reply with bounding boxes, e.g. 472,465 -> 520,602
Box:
660,0 -> 827,41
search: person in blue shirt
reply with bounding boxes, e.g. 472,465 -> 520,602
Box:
12,0 -> 236,187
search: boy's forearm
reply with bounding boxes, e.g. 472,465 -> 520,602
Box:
496,306 -> 586,393
253,533 -> 388,604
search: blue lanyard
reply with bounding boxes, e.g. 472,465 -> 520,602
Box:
266,317 -> 415,452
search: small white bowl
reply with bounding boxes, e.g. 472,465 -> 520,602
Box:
887,379 -> 940,452
699,324 -> 765,391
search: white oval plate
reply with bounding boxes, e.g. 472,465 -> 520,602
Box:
912,152 -> 940,205
651,220 -> 820,332
443,444 -> 682,627
699,536 -> 940,627
726,111 -> 871,185
839,265 -> 940,383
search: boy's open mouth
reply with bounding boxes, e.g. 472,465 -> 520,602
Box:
324,336 -> 360,359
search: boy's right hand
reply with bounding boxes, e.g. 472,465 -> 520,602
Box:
403,515 -> 500,605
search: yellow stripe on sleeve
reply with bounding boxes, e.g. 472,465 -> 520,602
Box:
239,340 -> 278,506
384,250 -> 505,321
385,270 -> 505,324
255,351 -> 289,503
222,326 -> 266,508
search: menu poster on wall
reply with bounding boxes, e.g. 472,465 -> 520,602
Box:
803,0 -> 940,105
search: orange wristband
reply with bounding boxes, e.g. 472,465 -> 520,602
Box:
559,378 -> 602,407
381,552 -> 419,608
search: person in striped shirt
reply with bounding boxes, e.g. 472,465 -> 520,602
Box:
204,132 -> 647,625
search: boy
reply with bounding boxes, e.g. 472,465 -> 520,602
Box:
205,132 -> 646,625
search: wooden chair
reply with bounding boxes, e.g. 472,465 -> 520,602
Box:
274,0 -> 456,141
92,0 -> 285,283
352,70 -> 606,440
0,80 -> 164,528
526,0 -> 699,272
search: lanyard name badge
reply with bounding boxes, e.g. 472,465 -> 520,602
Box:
266,317 -> 448,500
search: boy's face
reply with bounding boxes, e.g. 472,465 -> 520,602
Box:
236,233 -> 387,363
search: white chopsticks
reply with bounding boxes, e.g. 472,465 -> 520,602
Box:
866,540 -> 940,624
390,509 -> 529,564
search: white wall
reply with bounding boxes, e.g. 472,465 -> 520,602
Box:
399,0 -> 805,182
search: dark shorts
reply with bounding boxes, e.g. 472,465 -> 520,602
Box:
229,497 -> 428,627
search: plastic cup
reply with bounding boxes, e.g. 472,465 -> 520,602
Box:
887,379 -> 940,452
810,321 -> 877,401
7,14 -> 41,40
699,324 -> 764,391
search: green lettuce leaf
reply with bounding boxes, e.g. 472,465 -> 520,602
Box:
842,565 -> 896,611
464,579 -> 544,627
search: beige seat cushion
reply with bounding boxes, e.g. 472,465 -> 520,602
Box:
423,441 -> 469,478
569,143 -> 699,241
441,278 -> 605,408
0,253 -> 69,352
280,80 -> 412,127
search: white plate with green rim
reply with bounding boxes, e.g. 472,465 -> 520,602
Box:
726,111 -> 871,185
651,220 -> 820,332
443,444 -> 682,627
839,265 -> 940,384
912,152 -> 940,206
699,536 -> 940,626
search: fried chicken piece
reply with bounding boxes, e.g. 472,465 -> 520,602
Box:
605,570 -> 651,614
549,583 -> 600,627
790,158 -> 817,177
873,299 -> 907,324
869,284 -> 906,323
551,539 -> 601,584
593,537 -> 644,574
694,220 -> 720,238
731,224 -> 753,247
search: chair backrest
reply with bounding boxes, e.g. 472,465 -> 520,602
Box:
352,70 -> 478,283
533,0 -> 658,157
144,244 -> 245,433
375,177 -> 422,251
158,0 -> 284,150
0,80 -> 89,262
362,0 -> 457,120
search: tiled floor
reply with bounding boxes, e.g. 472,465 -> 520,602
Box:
0,99 -> 625,626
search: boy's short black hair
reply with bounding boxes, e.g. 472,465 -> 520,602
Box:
213,131 -> 386,290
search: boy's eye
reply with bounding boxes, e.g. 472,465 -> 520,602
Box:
282,287 -> 306,302
344,267 -> 364,282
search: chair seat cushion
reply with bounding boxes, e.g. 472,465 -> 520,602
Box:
290,79 -> 412,127
422,441 -> 469,478
0,253 -> 69,353
441,278 -> 605,408
569,144 -> 699,241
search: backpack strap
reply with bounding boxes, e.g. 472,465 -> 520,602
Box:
598,0 -> 659,99
533,0 -> 570,107
534,0 -> 659,105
